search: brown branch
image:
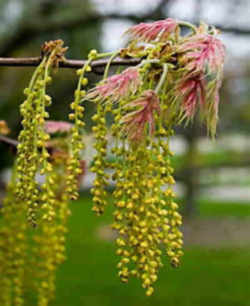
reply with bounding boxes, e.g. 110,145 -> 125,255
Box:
0,135 -> 18,148
0,56 -> 141,70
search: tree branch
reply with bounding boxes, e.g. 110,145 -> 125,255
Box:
0,56 -> 141,70
0,135 -> 18,148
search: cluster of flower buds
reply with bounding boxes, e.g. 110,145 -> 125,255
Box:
0,177 -> 27,306
90,102 -> 110,215
33,182 -> 70,306
0,40 -> 80,306
66,50 -> 98,201
110,134 -> 183,296
17,74 -> 53,225
88,18 -> 225,295
15,40 -> 68,226
0,17 -> 225,302
32,122 -> 76,306
0,122 -> 77,306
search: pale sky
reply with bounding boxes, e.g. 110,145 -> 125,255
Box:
93,0 -> 250,59
3,0 -> 250,60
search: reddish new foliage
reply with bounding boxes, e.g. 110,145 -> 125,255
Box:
178,75 -> 206,118
121,90 -> 160,141
176,33 -> 225,134
86,68 -> 141,103
44,120 -> 73,134
125,18 -> 178,43
179,34 -> 225,73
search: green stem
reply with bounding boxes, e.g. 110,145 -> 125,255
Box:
155,64 -> 168,94
178,21 -> 197,34
41,53 -> 53,163
28,57 -> 46,90
73,58 -> 92,138
95,51 -> 115,59
103,50 -> 120,79
137,59 -> 160,68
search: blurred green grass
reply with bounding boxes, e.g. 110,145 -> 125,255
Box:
44,192 -> 250,306
107,150 -> 250,172
198,199 -> 250,217
172,150 -> 250,170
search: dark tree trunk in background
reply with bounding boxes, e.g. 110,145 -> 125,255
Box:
182,120 -> 200,216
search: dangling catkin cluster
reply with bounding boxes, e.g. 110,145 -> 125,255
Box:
0,17 -> 225,303
90,102 -> 110,215
66,59 -> 91,200
0,40 -> 80,306
33,173 -> 70,306
15,40 -> 67,226
0,167 -> 27,306
109,122 -> 183,295
86,18 -> 225,295
0,145 -> 72,306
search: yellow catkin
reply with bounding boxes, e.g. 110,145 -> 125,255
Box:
16,41 -> 66,226
0,166 -> 27,306
90,102 -> 109,215
66,55 -> 93,201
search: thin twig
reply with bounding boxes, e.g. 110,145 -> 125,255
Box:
0,135 -> 18,147
0,57 -> 141,71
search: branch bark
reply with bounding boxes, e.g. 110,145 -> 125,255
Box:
0,135 -> 18,148
0,56 -> 141,70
